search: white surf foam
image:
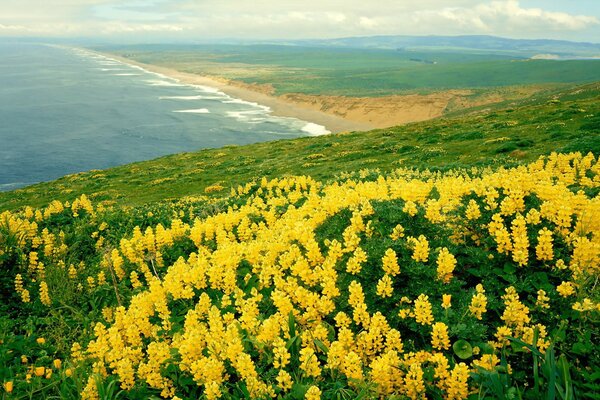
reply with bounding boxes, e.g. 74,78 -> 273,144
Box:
191,85 -> 225,94
145,79 -> 185,87
173,108 -> 211,114
159,95 -> 222,100
113,73 -> 141,76
301,122 -> 331,136
226,109 -> 270,123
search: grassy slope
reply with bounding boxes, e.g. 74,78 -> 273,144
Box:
102,44 -> 600,96
1,82 -> 599,211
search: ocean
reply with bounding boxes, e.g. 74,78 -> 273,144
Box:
0,42 -> 328,191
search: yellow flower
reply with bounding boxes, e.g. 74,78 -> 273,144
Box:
39,281 -> 51,306
404,362 -> 426,399
35,366 -> 45,377
390,224 -> 405,240
403,201 -> 418,216
409,235 -> 429,263
535,227 -> 554,261
36,337 -> 46,344
3,381 -> 13,393
447,363 -> 470,400
465,199 -> 481,220
381,248 -> 400,276
53,359 -> 62,369
469,286 -> 488,320
442,294 -> 452,309
276,370 -> 293,391
376,274 -> 394,298
436,247 -> 456,283
414,294 -> 434,325
536,290 -> 550,309
431,322 -> 451,350
305,385 -> 322,400
556,281 -> 575,297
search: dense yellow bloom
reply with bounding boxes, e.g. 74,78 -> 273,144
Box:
404,362 -> 426,399
511,214 -> 529,266
447,363 -> 470,400
299,347 -> 321,378
346,247 -> 367,274
3,381 -> 13,393
4,153 -> 593,399
382,248 -> 400,276
431,322 -> 451,350
556,281 -> 575,297
469,284 -> 487,320
403,201 -> 418,216
465,199 -> 481,220
376,274 -> 394,298
276,370 -> 293,391
409,235 -> 430,263
39,281 -> 51,306
501,287 -> 530,328
414,294 -> 434,325
436,247 -> 456,283
535,227 -> 554,261
305,385 -> 322,400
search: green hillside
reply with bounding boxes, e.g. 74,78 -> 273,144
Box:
101,44 -> 600,96
1,82 -> 599,211
1,79 -> 599,400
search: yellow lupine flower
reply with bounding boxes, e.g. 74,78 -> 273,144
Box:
436,247 -> 456,283
376,274 -> 394,298
3,381 -> 13,393
381,248 -> 400,276
414,294 -> 434,325
305,385 -> 322,400
556,281 -> 575,297
431,322 -> 451,350
536,227 -> 554,261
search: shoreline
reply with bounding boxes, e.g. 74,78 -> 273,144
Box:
95,51 -> 375,134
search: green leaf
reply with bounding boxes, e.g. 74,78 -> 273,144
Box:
453,340 -> 473,359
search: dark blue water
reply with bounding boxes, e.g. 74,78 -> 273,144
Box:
0,42 -> 327,191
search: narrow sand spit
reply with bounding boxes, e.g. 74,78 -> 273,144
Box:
99,52 -> 375,134
100,52 -> 530,132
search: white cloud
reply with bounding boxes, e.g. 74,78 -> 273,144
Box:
413,0 -> 599,33
0,0 -> 598,40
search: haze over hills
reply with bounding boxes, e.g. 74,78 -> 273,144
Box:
289,35 -> 600,58
3,34 -> 600,59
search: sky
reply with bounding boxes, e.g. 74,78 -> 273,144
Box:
1,0 -> 600,42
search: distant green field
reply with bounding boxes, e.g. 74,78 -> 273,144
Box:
100,44 -> 600,96
2,81 -> 598,211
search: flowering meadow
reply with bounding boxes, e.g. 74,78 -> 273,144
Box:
0,152 -> 599,399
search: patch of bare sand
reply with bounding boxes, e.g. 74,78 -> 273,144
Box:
279,92 -> 471,128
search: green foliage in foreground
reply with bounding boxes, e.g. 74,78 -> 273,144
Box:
1,81 -> 599,212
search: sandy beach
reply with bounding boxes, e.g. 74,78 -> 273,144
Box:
98,52 -> 375,134
98,51 -> 525,133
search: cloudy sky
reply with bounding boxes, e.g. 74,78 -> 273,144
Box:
1,0 -> 599,42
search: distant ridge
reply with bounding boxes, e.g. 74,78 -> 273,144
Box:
290,34 -> 600,58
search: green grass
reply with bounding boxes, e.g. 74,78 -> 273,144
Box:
1,81 -> 599,211
99,44 -> 600,97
